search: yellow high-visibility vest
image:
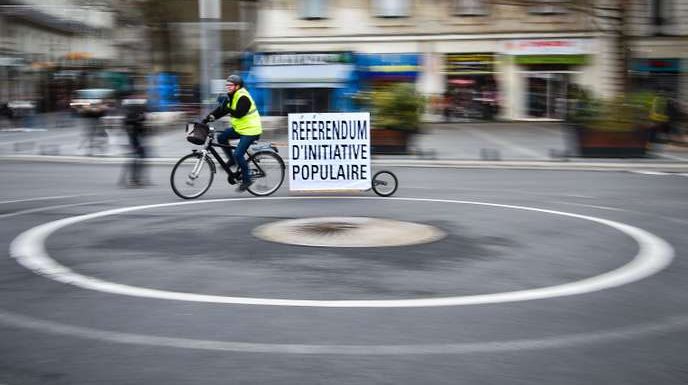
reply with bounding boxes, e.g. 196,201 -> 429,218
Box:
227,88 -> 262,135
650,96 -> 669,123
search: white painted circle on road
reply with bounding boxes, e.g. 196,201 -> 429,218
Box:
9,197 -> 675,308
1,308 -> 687,354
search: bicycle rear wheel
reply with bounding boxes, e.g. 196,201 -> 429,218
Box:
246,151 -> 285,197
372,170 -> 398,197
170,153 -> 215,199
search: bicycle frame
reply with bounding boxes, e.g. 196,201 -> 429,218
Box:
191,131 -> 270,185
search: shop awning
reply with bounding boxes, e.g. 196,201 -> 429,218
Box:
252,64 -> 355,88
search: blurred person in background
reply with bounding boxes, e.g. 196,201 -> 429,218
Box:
202,74 -> 263,192
119,94 -> 150,187
442,91 -> 453,122
0,102 -> 10,128
71,89 -> 115,156
648,89 -> 675,143
666,95 -> 685,143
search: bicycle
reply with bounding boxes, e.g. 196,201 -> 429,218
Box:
170,121 -> 285,199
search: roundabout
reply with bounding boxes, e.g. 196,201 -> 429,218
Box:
1,162 -> 687,384
9,196 -> 674,307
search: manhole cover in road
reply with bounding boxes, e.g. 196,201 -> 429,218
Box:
252,217 -> 446,247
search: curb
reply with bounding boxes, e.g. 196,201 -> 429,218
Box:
3,154 -> 688,172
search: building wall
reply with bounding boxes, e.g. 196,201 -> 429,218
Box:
254,0 -> 607,120
627,0 -> 688,100
257,0 -> 592,39
0,0 -> 121,110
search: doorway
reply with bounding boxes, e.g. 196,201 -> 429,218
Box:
525,72 -> 572,119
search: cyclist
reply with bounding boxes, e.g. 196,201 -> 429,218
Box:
203,74 -> 263,192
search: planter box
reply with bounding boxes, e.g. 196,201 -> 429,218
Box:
573,125 -> 650,158
371,128 -> 412,155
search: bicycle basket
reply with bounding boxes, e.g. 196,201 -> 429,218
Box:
186,122 -> 209,145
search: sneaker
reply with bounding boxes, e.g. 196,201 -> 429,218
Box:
236,179 -> 253,192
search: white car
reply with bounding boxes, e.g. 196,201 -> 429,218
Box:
70,88 -> 116,117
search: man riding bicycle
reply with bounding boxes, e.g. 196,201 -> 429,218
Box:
203,74 -> 263,192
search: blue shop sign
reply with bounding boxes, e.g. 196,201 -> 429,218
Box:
356,53 -> 421,80
253,52 -> 354,66
631,58 -> 681,73
147,72 -> 179,112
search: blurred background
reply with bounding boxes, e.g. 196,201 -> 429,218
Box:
0,0 -> 685,145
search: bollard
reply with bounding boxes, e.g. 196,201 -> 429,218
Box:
549,148 -> 570,161
13,141 -> 36,153
480,148 -> 500,161
40,144 -> 61,156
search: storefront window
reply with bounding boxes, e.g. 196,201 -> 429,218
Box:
268,88 -> 333,115
453,0 -> 488,16
630,58 -> 681,97
444,53 -> 499,121
528,0 -> 568,14
525,72 -> 569,119
298,0 -> 329,19
372,0 -> 411,18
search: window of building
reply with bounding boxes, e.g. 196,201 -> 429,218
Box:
528,0 -> 568,15
372,0 -> 411,18
453,0 -> 488,16
298,0 -> 328,19
268,88 -> 333,115
651,0 -> 673,26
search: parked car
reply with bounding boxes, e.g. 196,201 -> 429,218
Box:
3,100 -> 36,118
69,88 -> 116,118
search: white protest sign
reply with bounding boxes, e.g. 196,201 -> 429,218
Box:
289,112 -> 371,192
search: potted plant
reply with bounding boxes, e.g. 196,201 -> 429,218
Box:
367,83 -> 425,154
568,90 -> 652,158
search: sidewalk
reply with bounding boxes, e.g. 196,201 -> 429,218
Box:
1,115 -> 688,171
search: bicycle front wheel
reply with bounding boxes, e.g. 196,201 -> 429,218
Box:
372,170 -> 398,197
170,153 -> 215,199
247,151 -> 285,197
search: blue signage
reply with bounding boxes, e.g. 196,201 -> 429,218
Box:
631,58 -> 681,73
147,72 -> 179,112
356,53 -> 421,80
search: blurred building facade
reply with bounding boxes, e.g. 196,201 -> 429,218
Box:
110,0 -> 150,91
0,0 -> 257,114
627,0 -> 688,101
0,0 -> 119,111
249,0 -> 687,120
142,0 -> 257,111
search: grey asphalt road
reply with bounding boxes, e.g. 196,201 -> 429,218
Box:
0,160 -> 687,384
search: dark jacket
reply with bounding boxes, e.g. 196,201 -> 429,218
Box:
209,90 -> 251,120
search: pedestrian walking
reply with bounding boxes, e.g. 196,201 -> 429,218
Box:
119,94 -> 149,187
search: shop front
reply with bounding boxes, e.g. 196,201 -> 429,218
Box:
247,52 -> 357,116
502,39 -> 591,120
0,57 -> 27,104
444,53 -> 499,120
630,58 -> 682,98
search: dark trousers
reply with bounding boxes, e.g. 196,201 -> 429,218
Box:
217,127 -> 260,182
127,125 -> 147,183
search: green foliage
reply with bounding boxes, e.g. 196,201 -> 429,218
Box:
569,89 -> 652,132
369,83 -> 425,132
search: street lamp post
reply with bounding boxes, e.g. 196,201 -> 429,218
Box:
199,0 -> 221,110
